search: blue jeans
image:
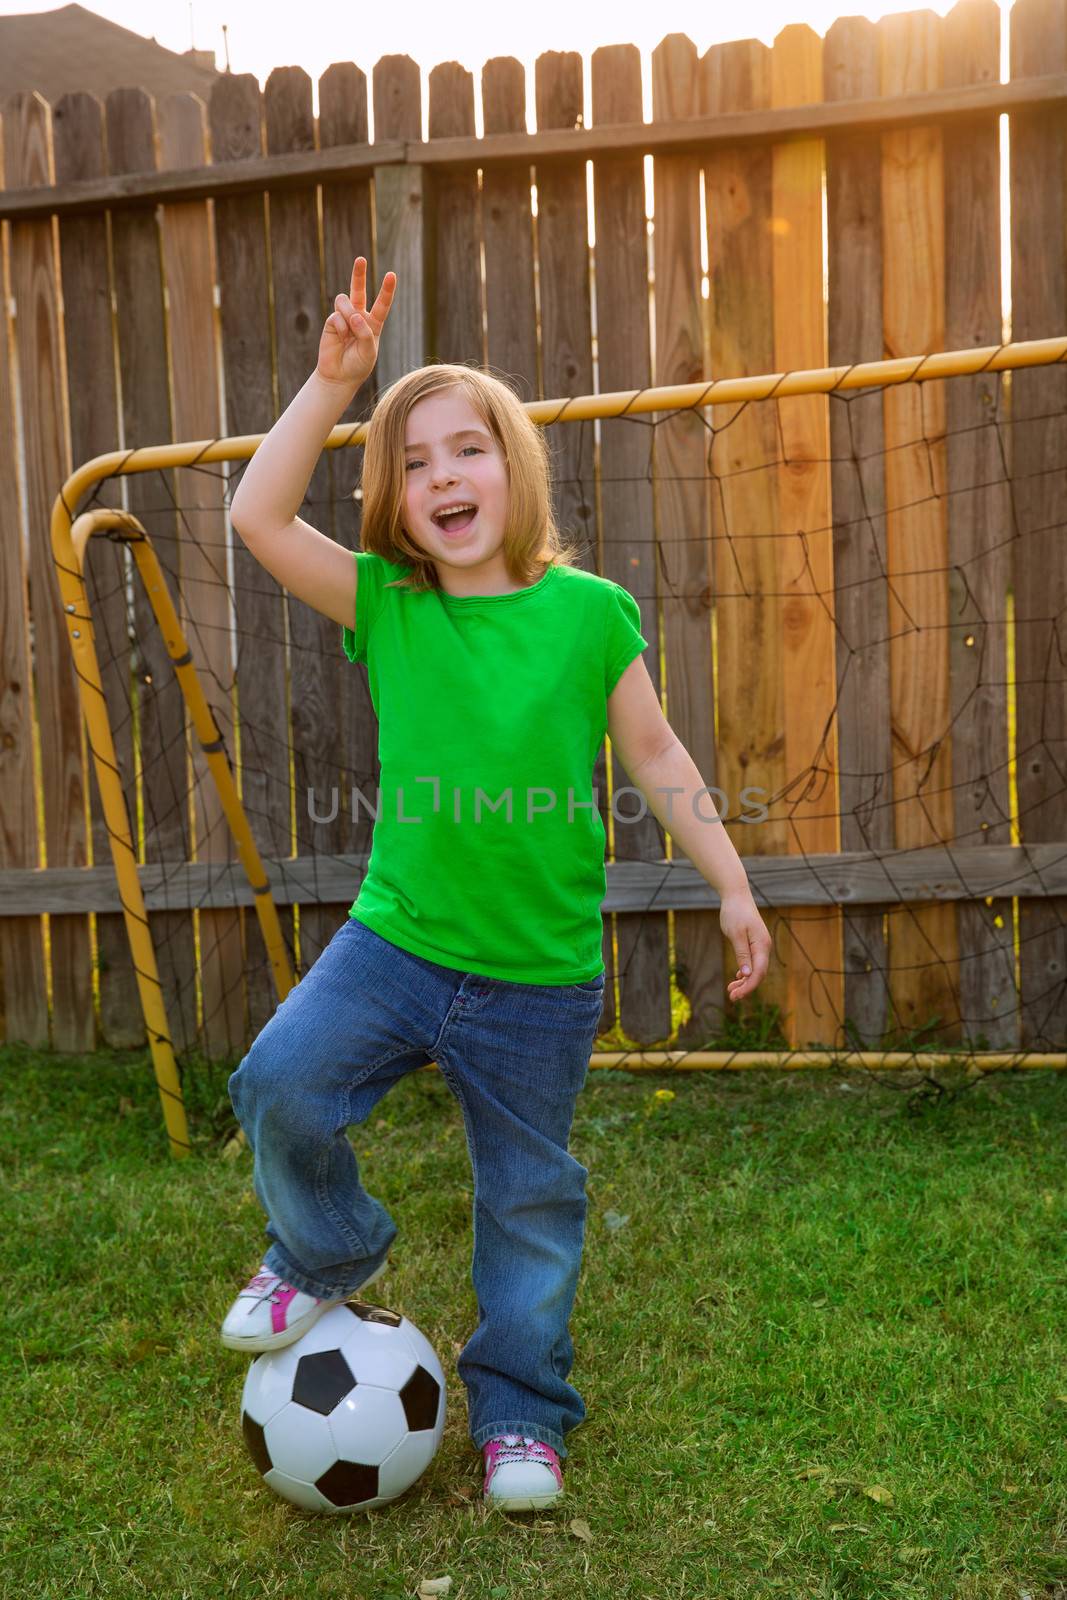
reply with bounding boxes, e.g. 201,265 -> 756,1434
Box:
227,916 -> 606,1461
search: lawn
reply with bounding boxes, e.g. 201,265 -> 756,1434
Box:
1,1040 -> 1064,1599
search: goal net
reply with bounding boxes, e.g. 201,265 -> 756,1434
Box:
52,338 -> 1067,1153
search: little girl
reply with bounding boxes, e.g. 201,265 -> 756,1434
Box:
220,257 -> 768,1512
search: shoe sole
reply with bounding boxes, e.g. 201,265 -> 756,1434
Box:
486,1489 -> 564,1512
219,1259 -> 388,1354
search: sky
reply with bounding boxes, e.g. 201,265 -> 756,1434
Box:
5,0 -> 1011,122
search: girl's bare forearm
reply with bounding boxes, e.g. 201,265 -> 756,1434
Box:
230,370 -> 360,540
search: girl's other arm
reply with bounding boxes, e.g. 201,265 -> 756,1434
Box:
229,256 -> 396,633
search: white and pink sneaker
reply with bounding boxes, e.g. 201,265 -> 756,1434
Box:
219,1259 -> 388,1353
482,1434 -> 564,1511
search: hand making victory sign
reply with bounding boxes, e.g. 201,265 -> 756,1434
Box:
318,255 -> 397,390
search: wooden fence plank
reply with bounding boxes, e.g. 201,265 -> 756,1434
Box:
428,62 -> 481,364
264,67 -> 347,976
879,11 -> 960,1045
319,62 -> 381,963
943,0 -> 1018,1048
373,56 -> 426,387
649,34 -> 716,1048
0,111 -> 47,1045
824,17 -> 892,1049
52,90 -> 142,1047
209,71 -> 293,1042
534,50 -> 608,1027
5,91 -> 91,1050
1009,0 -> 1067,1048
159,90 -> 245,1059
702,37 -> 788,1041
533,49 -> 596,560
481,57 -> 537,403
106,85 -> 197,1056
5,841 -> 1066,916
772,25 -> 842,1047
534,48 -> 609,1042
590,42 -> 659,1043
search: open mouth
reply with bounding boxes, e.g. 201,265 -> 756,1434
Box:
432,505 -> 478,536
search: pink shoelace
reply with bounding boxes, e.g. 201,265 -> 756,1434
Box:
243,1268 -> 320,1335
244,1268 -> 297,1297
484,1434 -> 562,1483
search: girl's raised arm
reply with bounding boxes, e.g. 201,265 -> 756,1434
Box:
229,257 -> 397,632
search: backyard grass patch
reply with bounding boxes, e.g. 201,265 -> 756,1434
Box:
1,1041 -> 1064,1599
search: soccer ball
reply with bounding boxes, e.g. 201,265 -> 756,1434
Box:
240,1299 -> 446,1513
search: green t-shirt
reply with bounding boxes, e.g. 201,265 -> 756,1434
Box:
341,552 -> 649,984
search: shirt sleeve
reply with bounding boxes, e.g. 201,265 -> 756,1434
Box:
342,551 -> 378,665
604,581 -> 649,696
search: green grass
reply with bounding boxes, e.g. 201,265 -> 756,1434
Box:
1,1041 -> 1064,1600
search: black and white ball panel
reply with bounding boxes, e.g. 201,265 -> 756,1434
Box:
240,1300 -> 446,1513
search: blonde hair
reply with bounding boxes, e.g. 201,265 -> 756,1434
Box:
356,362 -> 584,593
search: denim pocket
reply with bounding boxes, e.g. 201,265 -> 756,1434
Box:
568,973 -> 606,994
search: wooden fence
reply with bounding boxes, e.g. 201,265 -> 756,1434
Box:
1,0 -> 1065,1063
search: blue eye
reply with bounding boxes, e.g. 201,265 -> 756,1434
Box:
404,445 -> 482,471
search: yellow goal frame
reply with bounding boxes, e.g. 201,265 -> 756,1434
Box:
50,338 -> 1067,1158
